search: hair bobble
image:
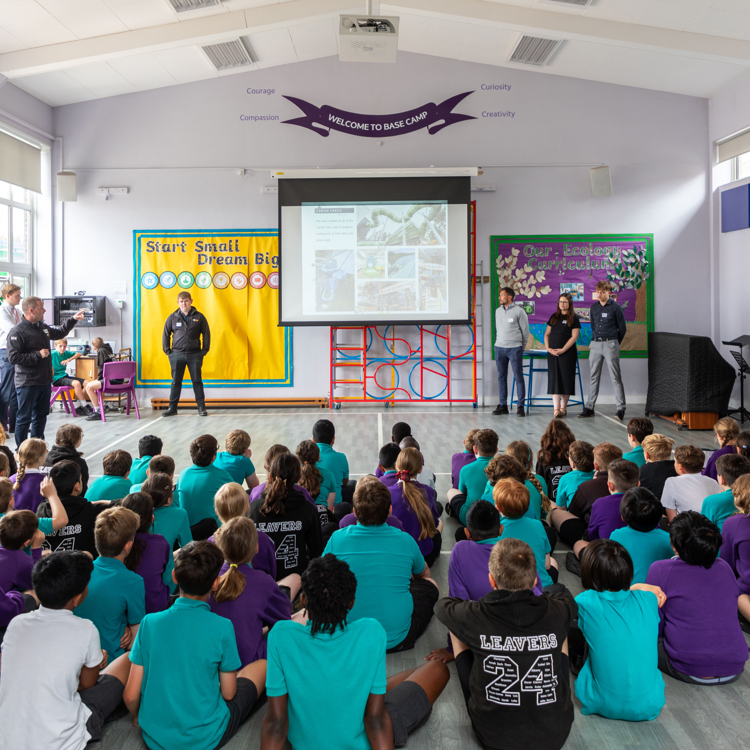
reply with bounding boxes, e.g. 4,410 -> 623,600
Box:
229,563 -> 238,569
396,469 -> 412,483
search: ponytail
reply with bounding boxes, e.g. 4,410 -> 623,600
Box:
396,448 -> 436,541
526,471 -> 551,515
14,438 -> 47,491
121,492 -> 153,572
213,517 -> 258,603
296,441 -> 322,499
260,453 -> 302,516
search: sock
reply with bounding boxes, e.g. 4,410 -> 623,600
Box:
76,400 -> 86,408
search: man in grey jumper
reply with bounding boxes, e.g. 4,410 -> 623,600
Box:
493,287 -> 529,417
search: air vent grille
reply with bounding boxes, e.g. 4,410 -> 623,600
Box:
167,0 -> 221,13
509,36 -> 564,67
202,39 -> 254,71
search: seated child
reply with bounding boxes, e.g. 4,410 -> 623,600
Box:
83,337 -> 117,421
377,442 -> 402,488
121,492 -> 170,614
661,445 -> 721,521
582,459 -> 640,542
374,421 -> 413,477
0,583 -> 27,636
249,453 -> 323,580
177,435 -> 234,539
535,420 -> 576,505
447,428 -> 498,523
38,460 -> 108,558
129,435 -> 163,485
313,418 -> 352,505
435,538 -> 576,750
338,474 -> 404,530
249,444 -> 315,506
296,440 -> 337,511
623,417 -> 653,467
494,479 -> 557,588
481,454 -> 549,525
263,554 -> 449,750
738,430 -> 750,459
124,542 -> 266,750
86,450 -> 133,502
390,447 -> 442,566
51,337 -> 90,415
554,440 -> 595,509
0,424 -> 17,476
324,479 -> 439,652
646,511 -> 749,684
720,474 -> 750,626
143,470 -> 192,591
610,488 -> 673,584
701,454 -> 750,531
209,517 -> 293,666
0,551 -> 133,749
570,539 -> 665,721
10,438 -> 48,512
400,436 -> 436,490
74,506 -> 146,658
703,416 -> 739,481
44,423 -> 89,494
214,429 -> 259,490
638,434 -> 677,500
451,429 -> 478,489
506,439 -> 549,498
0,510 -> 45,591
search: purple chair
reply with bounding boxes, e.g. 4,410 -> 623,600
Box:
50,386 -> 77,417
96,361 -> 140,423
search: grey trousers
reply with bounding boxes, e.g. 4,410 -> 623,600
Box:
586,339 -> 625,411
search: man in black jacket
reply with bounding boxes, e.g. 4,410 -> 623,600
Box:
6,297 -> 84,448
162,291 -> 210,417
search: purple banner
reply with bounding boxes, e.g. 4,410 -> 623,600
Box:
282,91 -> 475,138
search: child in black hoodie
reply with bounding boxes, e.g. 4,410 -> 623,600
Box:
436,537 -> 576,750
44,423 -> 89,494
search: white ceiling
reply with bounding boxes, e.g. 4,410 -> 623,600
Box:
1,0 -> 750,107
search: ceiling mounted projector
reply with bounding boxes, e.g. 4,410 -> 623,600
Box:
339,15 -> 399,63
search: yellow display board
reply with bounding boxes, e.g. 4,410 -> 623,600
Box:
133,230 -> 292,387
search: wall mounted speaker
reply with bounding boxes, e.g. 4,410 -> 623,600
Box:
57,171 -> 77,202
590,166 -> 612,198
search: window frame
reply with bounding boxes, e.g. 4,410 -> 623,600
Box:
0,180 -> 34,296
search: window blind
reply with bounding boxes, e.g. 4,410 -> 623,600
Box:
716,127 -> 750,164
0,129 -> 41,193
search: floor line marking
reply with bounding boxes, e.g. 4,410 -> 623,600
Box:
594,410 -> 628,430
85,418 -> 161,460
378,412 -> 384,449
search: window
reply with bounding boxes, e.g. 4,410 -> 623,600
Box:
736,152 -> 750,182
0,179 -> 33,296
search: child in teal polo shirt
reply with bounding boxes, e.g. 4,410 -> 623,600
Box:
622,417 -> 653,468
86,450 -> 133,502
263,554 -> 449,750
447,428 -> 498,525
213,429 -> 259,490
570,538 -> 666,722
555,440 -> 595,508
177,435 -> 233,536
129,435 -> 163,486
74,506 -> 146,659
124,541 -> 266,750
702,453 -> 750,532
313,419 -> 351,506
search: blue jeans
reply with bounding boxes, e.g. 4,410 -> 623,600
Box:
15,383 -> 52,449
495,346 -> 525,407
0,349 -> 18,432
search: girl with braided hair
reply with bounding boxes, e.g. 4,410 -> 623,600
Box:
295,440 -> 336,511
388,448 -> 442,565
249,453 -> 323,580
10,438 -> 47,512
505,440 -> 552,517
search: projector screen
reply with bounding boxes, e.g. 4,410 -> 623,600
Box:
279,177 -> 471,326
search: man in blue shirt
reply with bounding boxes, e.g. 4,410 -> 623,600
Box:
580,280 -> 627,421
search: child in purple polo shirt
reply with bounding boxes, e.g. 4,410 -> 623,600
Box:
451,429 -> 478,490
0,510 -> 45,592
719,474 -> 750,629
209,516 -> 292,666
10,438 -> 47,512
122,492 -> 170,614
249,444 -> 315,506
376,442 -> 401,488
702,416 -> 739,482
647,510 -> 749,684
389,448 -> 442,566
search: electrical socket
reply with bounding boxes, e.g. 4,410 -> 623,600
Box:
262,186 -> 278,194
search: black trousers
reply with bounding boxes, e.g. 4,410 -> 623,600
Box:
15,383 -> 51,449
169,351 -> 205,409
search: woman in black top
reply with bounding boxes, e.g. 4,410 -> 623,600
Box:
544,293 -> 581,417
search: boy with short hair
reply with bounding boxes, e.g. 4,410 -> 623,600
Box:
214,429 -> 259,489
45,423 -> 89,494
452,429 -> 479,489
448,429 -> 498,524
84,337 -> 117,421
338,475 -> 404,530
661,445 -> 721,521
129,435 -> 163,485
0,510 -> 45,591
124,541 -> 266,750
86,449 -> 133,501
51,337 -> 91,415
262,554 -> 449,750
623,417 -> 654,467
374,422 -> 412,477
701,453 -> 750,531
74,506 -> 145,658
555,440 -> 595,509
639,434 -> 677,500
313,419 -> 352,505
324,479 -> 439,652
376,442 -> 401,488
436,538 -> 577,750
0,551 -> 133,749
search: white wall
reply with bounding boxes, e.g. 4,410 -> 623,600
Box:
50,52 -> 711,403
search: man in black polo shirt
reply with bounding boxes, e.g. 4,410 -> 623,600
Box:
162,291 -> 210,417
579,280 -> 627,421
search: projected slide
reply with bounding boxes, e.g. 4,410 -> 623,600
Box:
303,202 -> 448,316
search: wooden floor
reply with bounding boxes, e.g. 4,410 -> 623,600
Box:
38,402 -> 749,750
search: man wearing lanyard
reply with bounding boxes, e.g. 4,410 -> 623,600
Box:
0,283 -> 22,433
161,291 -> 211,417
579,280 -> 627,421
492,286 -> 529,417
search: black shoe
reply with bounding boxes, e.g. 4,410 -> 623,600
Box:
615,410 -> 625,421
517,406 -> 525,417
78,404 -> 93,416
198,407 -> 208,417
162,408 -> 178,418
578,408 -> 595,418
492,404 -> 509,415
566,551 -> 582,577
86,411 -> 102,421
